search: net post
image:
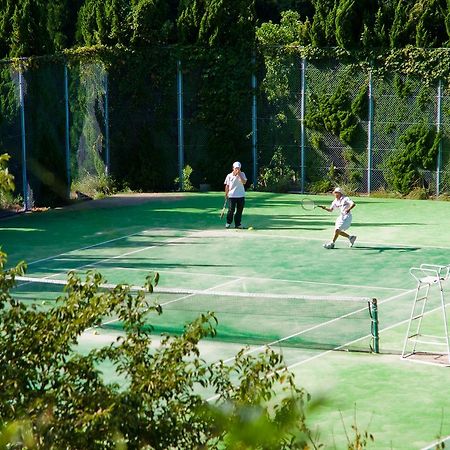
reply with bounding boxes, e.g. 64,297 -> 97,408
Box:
370,298 -> 379,353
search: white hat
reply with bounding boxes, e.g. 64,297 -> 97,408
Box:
233,161 -> 241,169
333,187 -> 343,194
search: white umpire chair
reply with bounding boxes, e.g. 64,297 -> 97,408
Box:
402,264 -> 450,366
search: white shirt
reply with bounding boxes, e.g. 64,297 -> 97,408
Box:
330,195 -> 353,218
224,172 -> 247,198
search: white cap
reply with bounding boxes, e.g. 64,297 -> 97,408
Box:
233,161 -> 241,169
333,187 -> 343,194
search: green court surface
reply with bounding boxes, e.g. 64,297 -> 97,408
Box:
2,191 -> 450,449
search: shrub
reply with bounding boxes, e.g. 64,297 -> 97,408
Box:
384,123 -> 440,195
175,165 -> 194,192
257,147 -> 296,192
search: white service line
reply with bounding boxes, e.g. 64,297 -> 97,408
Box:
206,288 -> 418,403
26,228 -> 192,266
421,436 -> 450,450
71,265 -> 409,293
18,231 -> 202,287
220,288 -> 416,366
247,232 -> 450,250
96,277 -> 244,328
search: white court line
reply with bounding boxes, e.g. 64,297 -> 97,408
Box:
25,228 -> 186,266
206,289 -> 417,403
99,266 -> 408,292
421,436 -> 450,450
97,277 -> 244,328
38,265 -> 408,293
17,231 -> 201,287
221,289 -> 415,367
25,225 -> 450,271
243,232 -> 450,251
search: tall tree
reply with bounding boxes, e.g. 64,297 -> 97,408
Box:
335,0 -> 377,50
76,0 -> 132,46
177,0 -> 255,47
308,0 -> 337,47
411,0 -> 447,47
131,0 -> 174,47
390,0 -> 414,48
0,0 -> 15,58
10,0 -> 49,57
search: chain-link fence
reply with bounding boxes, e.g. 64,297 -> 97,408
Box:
1,52 -> 450,209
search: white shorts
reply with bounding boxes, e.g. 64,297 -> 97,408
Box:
335,214 -> 352,231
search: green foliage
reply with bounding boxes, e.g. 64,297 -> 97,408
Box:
131,0 -> 173,47
71,172 -> 116,198
0,153 -> 15,194
76,0 -> 132,46
175,164 -> 194,191
0,153 -> 19,210
308,0 -> 337,47
335,0 -> 360,50
307,164 -> 337,194
257,147 -> 296,192
305,87 -> 359,146
390,0 -> 413,48
0,253 -> 327,449
385,123 -> 441,195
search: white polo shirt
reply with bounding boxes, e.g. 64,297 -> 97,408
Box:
224,172 -> 247,198
331,196 -> 353,217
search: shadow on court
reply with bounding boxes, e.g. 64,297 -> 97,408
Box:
352,246 -> 421,253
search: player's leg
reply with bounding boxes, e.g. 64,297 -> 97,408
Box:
234,197 -> 245,228
226,198 -> 237,227
338,216 -> 356,246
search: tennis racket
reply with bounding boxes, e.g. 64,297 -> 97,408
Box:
220,198 -> 228,218
300,198 -> 325,211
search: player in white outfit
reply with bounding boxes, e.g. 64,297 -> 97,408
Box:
224,161 -> 247,229
319,187 -> 356,249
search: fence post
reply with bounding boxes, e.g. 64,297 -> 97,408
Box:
436,79 -> 443,197
177,60 -> 184,189
300,57 -> 306,193
104,71 -> 110,176
251,54 -> 258,187
64,64 -> 71,199
367,69 -> 374,194
18,68 -> 30,211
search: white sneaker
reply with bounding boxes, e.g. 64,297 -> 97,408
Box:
225,223 -> 231,229
349,236 -> 357,247
323,242 -> 335,249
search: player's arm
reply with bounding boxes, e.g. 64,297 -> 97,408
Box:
319,205 -> 332,212
235,168 -> 247,184
224,181 -> 229,198
345,201 -> 355,214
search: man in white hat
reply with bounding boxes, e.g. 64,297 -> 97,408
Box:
224,161 -> 247,229
320,187 -> 356,249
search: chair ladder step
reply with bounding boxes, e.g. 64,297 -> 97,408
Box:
407,333 -> 419,339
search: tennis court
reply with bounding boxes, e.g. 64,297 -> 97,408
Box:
3,191 -> 450,449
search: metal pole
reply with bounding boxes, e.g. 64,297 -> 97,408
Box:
251,54 -> 258,187
370,298 -> 379,353
19,69 -> 29,211
300,58 -> 306,193
177,60 -> 184,189
64,64 -> 71,199
104,72 -> 110,176
367,70 -> 374,194
436,79 -> 442,197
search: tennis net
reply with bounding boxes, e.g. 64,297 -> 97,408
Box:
11,275 -> 379,353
